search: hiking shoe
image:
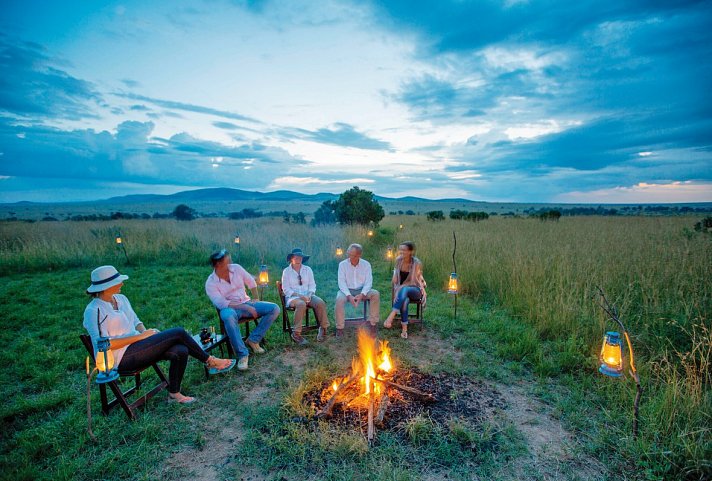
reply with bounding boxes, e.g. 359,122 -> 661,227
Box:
237,356 -> 249,370
246,339 -> 266,354
207,359 -> 236,375
317,327 -> 327,342
291,332 -> 308,345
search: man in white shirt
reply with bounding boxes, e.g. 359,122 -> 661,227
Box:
335,243 -> 380,336
281,248 -> 329,345
205,249 -> 280,370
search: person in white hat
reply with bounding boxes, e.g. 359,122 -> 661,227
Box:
281,248 -> 329,344
83,265 -> 235,404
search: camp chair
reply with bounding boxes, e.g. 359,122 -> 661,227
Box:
276,281 -> 318,336
80,334 -> 168,420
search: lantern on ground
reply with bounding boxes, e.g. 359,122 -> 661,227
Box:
399,224 -> 404,230
335,246 -> 344,257
115,234 -> 122,245
386,246 -> 394,261
448,272 -> 459,294
234,232 -> 240,245
95,337 -> 119,384
367,230 -> 374,237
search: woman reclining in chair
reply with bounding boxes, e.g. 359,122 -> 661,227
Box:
383,242 -> 427,339
83,265 -> 235,404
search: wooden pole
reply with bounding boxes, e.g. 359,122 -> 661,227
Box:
375,394 -> 389,425
367,390 -> 375,442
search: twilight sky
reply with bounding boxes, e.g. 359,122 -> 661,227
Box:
1,0 -> 711,203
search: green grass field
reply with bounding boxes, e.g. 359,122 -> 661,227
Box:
0,215 -> 709,480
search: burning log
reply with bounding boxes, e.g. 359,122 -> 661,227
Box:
372,377 -> 436,403
318,372 -> 359,418
375,394 -> 389,425
367,391 -> 375,442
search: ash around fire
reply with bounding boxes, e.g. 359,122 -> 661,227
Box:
302,369 -> 506,435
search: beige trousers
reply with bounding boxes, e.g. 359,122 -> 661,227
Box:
334,288 -> 380,329
288,295 -> 329,333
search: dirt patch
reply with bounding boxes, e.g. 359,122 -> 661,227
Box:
497,381 -> 607,481
303,368 -> 504,435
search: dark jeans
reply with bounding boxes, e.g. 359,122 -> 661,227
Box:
392,286 -> 422,324
119,327 -> 209,393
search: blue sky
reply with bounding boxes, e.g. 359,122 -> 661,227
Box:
1,0 -> 711,203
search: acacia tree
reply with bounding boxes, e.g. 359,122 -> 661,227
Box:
173,204 -> 196,221
333,187 -> 384,226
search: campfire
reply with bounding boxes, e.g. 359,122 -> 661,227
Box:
318,329 -> 435,443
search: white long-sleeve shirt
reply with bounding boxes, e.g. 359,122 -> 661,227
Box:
83,294 -> 142,368
337,258 -> 373,296
281,264 -> 316,304
205,264 -> 257,309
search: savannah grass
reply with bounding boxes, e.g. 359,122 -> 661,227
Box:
1,215 -> 710,479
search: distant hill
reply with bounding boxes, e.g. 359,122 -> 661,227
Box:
102,188 -> 339,204
102,188 -> 472,205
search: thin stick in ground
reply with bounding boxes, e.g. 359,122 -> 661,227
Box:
367,390 -> 375,442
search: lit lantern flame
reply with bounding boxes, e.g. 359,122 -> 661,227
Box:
386,247 -> 394,260
599,331 -> 624,377
367,230 -> 374,237
258,265 -> 269,287
335,246 -> 344,257
234,233 -> 240,245
115,235 -> 122,245
95,348 -> 115,372
399,224 -> 404,230
448,272 -> 459,294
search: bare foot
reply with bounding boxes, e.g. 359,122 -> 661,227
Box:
383,311 -> 397,328
207,356 -> 232,370
168,392 -> 196,404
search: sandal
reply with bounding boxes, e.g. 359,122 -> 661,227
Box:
207,357 -> 237,375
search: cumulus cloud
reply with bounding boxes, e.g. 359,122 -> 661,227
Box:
0,35 -> 102,120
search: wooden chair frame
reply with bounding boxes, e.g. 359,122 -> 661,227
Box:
214,307 -> 263,358
80,334 -> 168,420
276,281 -> 318,335
392,287 -> 425,325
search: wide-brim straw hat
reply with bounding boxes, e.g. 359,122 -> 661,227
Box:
87,265 -> 129,293
286,248 -> 310,263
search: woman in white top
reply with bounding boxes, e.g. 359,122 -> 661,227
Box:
280,248 -> 329,344
83,265 -> 235,404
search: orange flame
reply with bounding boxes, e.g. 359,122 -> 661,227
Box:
378,340 -> 392,373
